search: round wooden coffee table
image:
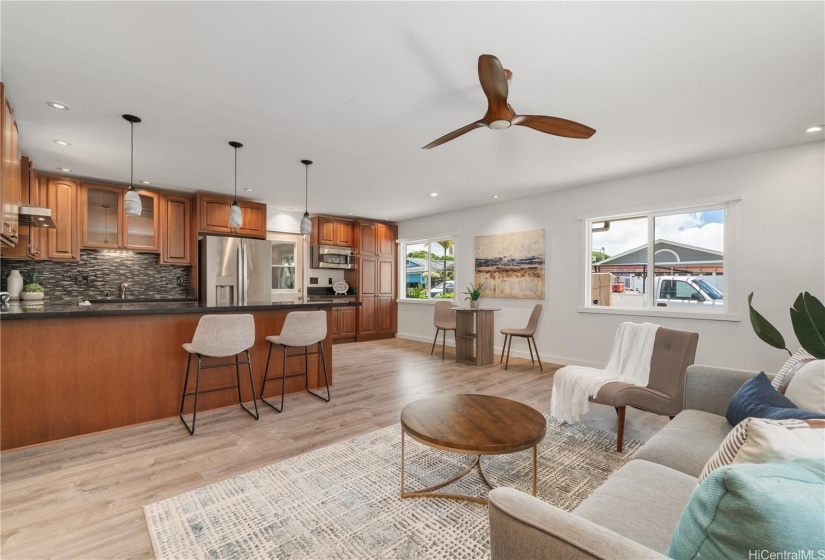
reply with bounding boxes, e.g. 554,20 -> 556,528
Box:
400,394 -> 546,505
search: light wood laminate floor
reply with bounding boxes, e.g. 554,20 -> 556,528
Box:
0,338 -> 667,559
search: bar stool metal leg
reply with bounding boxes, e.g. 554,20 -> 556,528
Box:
261,341 -> 286,413
237,349 -> 259,419
306,342 -> 331,402
179,355 -> 204,435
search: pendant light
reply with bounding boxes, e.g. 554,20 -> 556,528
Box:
122,114 -> 142,216
228,141 -> 243,229
300,159 -> 313,236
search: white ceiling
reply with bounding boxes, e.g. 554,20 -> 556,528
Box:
1,1 -> 823,222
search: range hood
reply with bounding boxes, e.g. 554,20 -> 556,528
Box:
18,205 -> 57,229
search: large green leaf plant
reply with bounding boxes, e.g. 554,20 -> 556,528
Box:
748,292 -> 825,359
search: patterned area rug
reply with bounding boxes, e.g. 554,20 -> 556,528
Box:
145,416 -> 642,559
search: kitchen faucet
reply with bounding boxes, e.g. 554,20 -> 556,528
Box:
120,283 -> 129,299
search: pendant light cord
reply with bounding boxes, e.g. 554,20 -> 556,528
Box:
305,164 -> 308,213
234,146 -> 238,202
130,120 -> 134,189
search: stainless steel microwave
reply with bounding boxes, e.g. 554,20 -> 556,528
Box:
311,245 -> 355,269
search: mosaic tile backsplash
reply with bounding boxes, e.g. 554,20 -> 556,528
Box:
1,250 -> 192,304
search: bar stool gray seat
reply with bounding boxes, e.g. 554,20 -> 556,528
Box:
500,304 -> 544,371
179,313 -> 259,435
261,310 -> 330,412
431,300 -> 457,360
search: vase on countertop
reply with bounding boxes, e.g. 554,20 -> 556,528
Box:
7,270 -> 22,301
470,299 -> 480,309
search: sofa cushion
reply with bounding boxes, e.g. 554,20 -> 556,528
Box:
667,459 -> 825,560
699,418 -> 825,482
784,360 -> 825,413
772,347 -> 815,391
726,372 -> 825,425
635,410 -> 731,477
573,459 -> 697,554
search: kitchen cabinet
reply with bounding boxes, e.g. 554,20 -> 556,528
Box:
1,157 -> 43,260
45,176 -> 80,261
331,306 -> 357,342
196,193 -> 266,239
81,183 -> 159,251
311,216 -> 353,247
1,83 -> 21,247
345,220 -> 397,340
160,193 -> 192,265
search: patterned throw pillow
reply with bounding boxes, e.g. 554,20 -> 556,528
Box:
699,417 -> 825,482
784,360 -> 825,413
772,348 -> 815,391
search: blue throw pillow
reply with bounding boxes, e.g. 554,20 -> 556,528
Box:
667,459 -> 825,560
726,372 -> 825,426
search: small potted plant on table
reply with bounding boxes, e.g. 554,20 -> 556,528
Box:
464,281 -> 484,308
20,271 -> 45,301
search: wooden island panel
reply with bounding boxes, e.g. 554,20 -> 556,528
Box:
0,308 -> 333,450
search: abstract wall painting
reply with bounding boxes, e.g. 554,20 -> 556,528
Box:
474,228 -> 545,299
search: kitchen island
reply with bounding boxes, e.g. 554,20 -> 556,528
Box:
0,300 -> 358,450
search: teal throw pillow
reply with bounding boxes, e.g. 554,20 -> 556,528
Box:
667,458 -> 825,560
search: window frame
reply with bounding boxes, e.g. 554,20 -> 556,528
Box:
398,235 -> 458,302
579,195 -> 741,322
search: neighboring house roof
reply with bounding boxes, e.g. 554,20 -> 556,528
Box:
406,258 -> 455,274
596,239 -> 722,266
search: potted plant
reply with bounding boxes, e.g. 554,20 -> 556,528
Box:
748,291 -> 825,359
20,271 -> 45,301
463,281 -> 484,308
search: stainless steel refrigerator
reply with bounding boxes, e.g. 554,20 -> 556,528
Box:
199,236 -> 272,306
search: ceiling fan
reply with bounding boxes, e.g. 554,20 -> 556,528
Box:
422,54 -> 596,149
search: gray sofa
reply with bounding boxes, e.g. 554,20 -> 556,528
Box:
489,365 -> 762,560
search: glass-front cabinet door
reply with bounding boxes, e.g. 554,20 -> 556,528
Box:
268,232 -> 304,303
82,184 -> 123,249
124,190 -> 160,251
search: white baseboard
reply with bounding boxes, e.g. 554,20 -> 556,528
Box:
395,332 -> 603,368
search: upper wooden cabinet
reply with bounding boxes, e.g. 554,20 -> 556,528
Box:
311,216 -> 353,247
377,223 -> 395,257
45,176 -> 80,262
80,183 -> 159,251
1,83 -> 21,247
196,193 -> 266,239
358,221 -> 377,254
160,193 -> 192,265
1,157 -> 44,260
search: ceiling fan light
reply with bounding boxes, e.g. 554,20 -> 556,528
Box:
300,212 -> 312,236
229,201 -> 243,228
489,120 -> 511,130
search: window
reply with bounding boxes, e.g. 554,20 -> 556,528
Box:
271,241 -> 297,292
400,237 -> 456,300
586,200 -> 735,316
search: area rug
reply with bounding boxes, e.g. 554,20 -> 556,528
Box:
144,416 -> 642,559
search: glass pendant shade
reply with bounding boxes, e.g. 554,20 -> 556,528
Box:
122,114 -> 142,216
228,141 -> 243,229
300,212 -> 312,235
229,202 -> 243,229
300,159 -> 313,235
124,187 -> 142,216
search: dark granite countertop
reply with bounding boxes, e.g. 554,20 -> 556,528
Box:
0,299 -> 360,320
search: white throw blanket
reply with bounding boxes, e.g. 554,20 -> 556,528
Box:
550,322 -> 661,424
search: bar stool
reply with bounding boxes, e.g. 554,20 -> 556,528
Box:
431,300 -> 456,360
260,310 -> 330,412
500,304 -> 544,371
179,314 -> 259,435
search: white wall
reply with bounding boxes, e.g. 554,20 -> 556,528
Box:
397,142 -> 825,372
266,209 -> 303,234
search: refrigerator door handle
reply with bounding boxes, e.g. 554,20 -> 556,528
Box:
242,245 -> 249,305
237,246 -> 244,305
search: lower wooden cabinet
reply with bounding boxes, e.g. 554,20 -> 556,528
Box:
331,306 -> 357,342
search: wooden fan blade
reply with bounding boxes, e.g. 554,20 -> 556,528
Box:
478,54 -> 511,121
422,121 -> 485,149
511,115 -> 596,139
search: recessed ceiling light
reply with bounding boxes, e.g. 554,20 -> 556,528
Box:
58,167 -> 72,172
348,212 -> 354,215
430,192 -> 438,197
54,139 -> 70,146
491,195 -> 500,199
806,125 -> 823,133
243,188 -> 254,192
47,101 -> 70,110
140,180 -> 151,185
